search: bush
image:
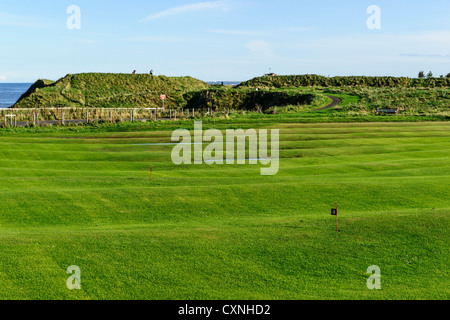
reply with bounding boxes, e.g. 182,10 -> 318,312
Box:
238,74 -> 450,88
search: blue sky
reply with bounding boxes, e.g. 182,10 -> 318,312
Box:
1,0 -> 450,82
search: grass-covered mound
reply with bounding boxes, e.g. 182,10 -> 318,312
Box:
239,74 -> 450,88
13,73 -> 331,112
14,73 -> 211,109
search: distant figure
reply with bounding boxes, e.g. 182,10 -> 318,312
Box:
132,70 -> 136,74
150,70 -> 154,75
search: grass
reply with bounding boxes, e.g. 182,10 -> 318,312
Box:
0,120 -> 448,300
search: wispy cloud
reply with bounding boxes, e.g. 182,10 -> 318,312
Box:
399,31 -> 450,46
126,35 -> 194,43
400,53 -> 450,58
140,1 -> 230,22
69,38 -> 97,44
0,12 -> 48,28
279,27 -> 316,33
0,76 -> 7,81
208,29 -> 267,37
246,40 -> 272,56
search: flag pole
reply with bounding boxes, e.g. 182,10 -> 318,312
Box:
335,203 -> 339,232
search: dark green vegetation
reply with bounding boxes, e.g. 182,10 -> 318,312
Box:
239,74 -> 450,88
0,121 -> 448,299
184,88 -> 329,112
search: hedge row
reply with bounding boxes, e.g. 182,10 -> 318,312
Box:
238,74 -> 450,88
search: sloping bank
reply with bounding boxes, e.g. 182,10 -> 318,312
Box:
14,73 -> 210,109
14,73 -> 327,111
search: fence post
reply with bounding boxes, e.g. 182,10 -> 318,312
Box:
86,111 -> 89,124
61,112 -> 65,125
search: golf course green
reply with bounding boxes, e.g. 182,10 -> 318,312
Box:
0,120 -> 448,300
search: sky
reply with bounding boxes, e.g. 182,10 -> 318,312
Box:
1,0 -> 450,82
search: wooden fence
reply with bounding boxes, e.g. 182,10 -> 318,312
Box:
0,107 -> 236,127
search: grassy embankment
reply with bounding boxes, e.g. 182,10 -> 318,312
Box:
12,73 -> 450,120
14,73 -> 210,109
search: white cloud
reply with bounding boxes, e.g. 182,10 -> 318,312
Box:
0,76 -> 7,81
141,1 -> 230,22
400,53 -> 450,58
279,27 -> 315,33
70,38 -> 96,44
126,35 -> 194,43
246,40 -> 272,56
208,29 -> 266,37
399,31 -> 450,46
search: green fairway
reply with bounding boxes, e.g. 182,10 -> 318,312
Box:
0,121 -> 448,300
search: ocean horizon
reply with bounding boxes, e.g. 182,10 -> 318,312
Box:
0,83 -> 32,108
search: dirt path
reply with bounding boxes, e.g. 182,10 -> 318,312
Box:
313,95 -> 342,111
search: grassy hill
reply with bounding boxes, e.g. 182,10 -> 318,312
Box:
13,73 -> 332,112
237,75 -> 450,116
239,74 -> 450,88
14,73 -> 211,109
12,73 -> 450,116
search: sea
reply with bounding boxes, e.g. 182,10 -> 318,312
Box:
207,81 -> 241,86
0,83 -> 32,108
